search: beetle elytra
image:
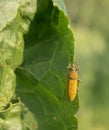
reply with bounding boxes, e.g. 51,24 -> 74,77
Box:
67,63 -> 79,101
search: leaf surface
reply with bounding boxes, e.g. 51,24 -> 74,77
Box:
0,0 -> 78,130
16,0 -> 78,130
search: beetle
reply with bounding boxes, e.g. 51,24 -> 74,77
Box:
67,63 -> 79,101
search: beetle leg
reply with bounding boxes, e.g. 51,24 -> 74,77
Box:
75,63 -> 79,71
77,87 -> 80,91
78,79 -> 81,83
77,80 -> 81,87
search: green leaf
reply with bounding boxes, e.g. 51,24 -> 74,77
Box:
0,0 -> 36,129
0,0 -> 79,130
0,99 -> 24,130
16,0 -> 78,130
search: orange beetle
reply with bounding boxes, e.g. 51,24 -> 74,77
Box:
67,63 -> 79,101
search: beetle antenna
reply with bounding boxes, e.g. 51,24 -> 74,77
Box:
67,63 -> 72,71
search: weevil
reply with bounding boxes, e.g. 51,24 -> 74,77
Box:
67,63 -> 79,101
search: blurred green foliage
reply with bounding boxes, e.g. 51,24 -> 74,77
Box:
65,0 -> 109,130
